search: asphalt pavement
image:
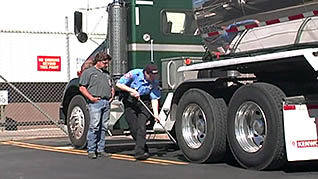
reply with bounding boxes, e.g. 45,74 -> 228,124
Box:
1,136 -> 318,179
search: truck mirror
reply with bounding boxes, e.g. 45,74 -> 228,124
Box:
74,11 -> 88,43
77,32 -> 88,43
74,11 -> 83,35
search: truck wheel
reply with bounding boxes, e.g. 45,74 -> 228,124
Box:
176,88 -> 227,163
67,95 -> 89,149
227,83 -> 286,170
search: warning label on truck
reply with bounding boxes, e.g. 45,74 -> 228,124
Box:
296,140 -> 318,148
37,56 -> 61,71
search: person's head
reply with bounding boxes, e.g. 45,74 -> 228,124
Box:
144,63 -> 159,82
93,51 -> 112,69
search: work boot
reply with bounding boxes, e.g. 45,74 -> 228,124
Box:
88,152 -> 97,159
145,145 -> 149,153
135,152 -> 149,160
97,151 -> 111,158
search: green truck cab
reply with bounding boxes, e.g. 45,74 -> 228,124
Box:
60,0 -> 204,149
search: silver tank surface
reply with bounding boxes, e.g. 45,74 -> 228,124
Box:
108,0 -> 128,79
193,0 -> 318,56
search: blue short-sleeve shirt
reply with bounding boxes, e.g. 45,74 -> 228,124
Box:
117,69 -> 161,100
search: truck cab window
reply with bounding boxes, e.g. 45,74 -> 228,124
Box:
162,11 -> 198,35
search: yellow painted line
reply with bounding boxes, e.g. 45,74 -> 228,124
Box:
144,158 -> 188,165
111,156 -> 137,161
111,153 -> 135,159
110,155 -> 171,165
1,141 -> 188,166
2,141 -> 86,156
0,135 -> 67,141
140,160 -> 171,165
4,141 -> 87,154
111,153 -> 188,165
55,146 -> 74,149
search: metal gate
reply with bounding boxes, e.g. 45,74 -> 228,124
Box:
0,75 -> 67,141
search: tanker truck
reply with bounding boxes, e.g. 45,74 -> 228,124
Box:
61,0 -> 318,170
160,0 -> 318,170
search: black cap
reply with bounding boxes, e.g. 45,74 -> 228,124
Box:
144,64 -> 159,79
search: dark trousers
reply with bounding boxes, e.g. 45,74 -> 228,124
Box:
123,98 -> 151,155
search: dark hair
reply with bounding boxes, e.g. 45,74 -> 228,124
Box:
93,51 -> 112,65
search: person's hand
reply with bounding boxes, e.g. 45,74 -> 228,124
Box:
154,114 -> 160,123
130,89 -> 140,98
90,97 -> 100,103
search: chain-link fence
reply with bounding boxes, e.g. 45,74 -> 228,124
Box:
0,75 -> 68,141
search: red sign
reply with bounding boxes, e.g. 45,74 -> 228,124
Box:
296,140 -> 318,148
37,56 -> 61,71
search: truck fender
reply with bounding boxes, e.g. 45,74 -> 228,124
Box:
60,78 -> 81,124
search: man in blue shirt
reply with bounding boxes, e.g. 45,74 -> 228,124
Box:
116,64 -> 161,160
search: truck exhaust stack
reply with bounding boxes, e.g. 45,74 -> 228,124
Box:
108,0 -> 128,80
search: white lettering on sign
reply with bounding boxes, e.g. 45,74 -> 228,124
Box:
297,140 -> 318,148
37,56 -> 61,71
0,90 -> 8,105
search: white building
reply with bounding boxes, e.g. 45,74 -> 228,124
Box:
0,0 -> 113,82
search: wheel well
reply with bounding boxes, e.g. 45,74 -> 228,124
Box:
61,86 -> 82,124
172,80 -> 238,106
169,80 -> 236,130
168,80 -> 239,143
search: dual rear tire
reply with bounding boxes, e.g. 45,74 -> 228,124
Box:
227,83 -> 286,170
175,83 -> 287,170
175,88 -> 227,163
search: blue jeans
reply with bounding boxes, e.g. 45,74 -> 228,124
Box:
87,99 -> 110,153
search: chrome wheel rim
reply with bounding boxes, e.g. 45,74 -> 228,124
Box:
182,103 -> 207,149
235,101 -> 267,153
69,106 -> 85,140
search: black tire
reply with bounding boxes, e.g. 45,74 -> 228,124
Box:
176,88 -> 227,163
67,95 -> 90,149
227,83 -> 286,170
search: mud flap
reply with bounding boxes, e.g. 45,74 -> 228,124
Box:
283,102 -> 318,161
153,93 -> 174,132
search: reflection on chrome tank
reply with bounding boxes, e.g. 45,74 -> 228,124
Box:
193,0 -> 318,56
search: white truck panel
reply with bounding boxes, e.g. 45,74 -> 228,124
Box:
0,0 -> 112,83
154,92 -> 174,132
283,104 -> 318,161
